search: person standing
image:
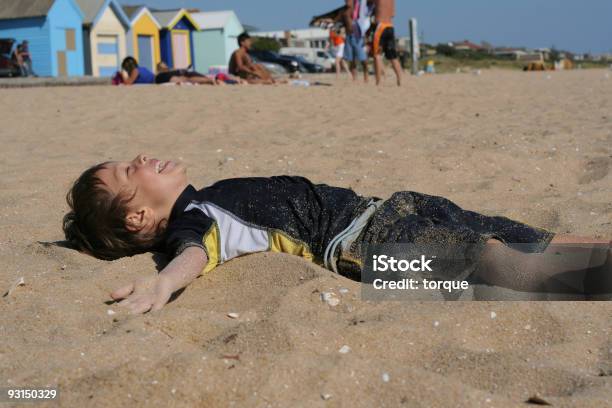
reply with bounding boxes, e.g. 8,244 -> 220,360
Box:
371,0 -> 402,86
343,0 -> 371,83
329,28 -> 350,80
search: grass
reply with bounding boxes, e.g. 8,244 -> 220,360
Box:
409,55 -> 610,74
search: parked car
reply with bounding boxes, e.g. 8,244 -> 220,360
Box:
0,38 -> 22,77
249,50 -> 299,73
250,54 -> 288,76
291,55 -> 325,73
280,47 -> 335,71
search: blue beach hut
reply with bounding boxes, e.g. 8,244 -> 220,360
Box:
151,9 -> 199,69
0,0 -> 85,77
190,11 -> 244,74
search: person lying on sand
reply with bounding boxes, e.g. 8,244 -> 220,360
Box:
120,57 -> 223,86
63,154 -> 612,313
229,32 -> 277,85
155,62 -> 246,85
119,57 -> 156,85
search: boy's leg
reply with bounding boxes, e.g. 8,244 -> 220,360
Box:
342,59 -> 351,76
374,55 -> 383,85
357,191 -> 611,296
349,61 -> 357,81
357,38 -> 368,83
390,58 -> 402,87
380,26 -> 402,86
476,236 -> 611,296
253,64 -> 273,80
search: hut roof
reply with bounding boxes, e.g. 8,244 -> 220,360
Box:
190,11 -> 238,30
73,0 -> 105,23
151,8 -> 199,30
121,5 -> 142,20
0,0 -> 56,20
74,0 -> 129,26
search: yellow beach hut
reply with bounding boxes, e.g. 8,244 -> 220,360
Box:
75,0 -> 130,77
122,5 -> 161,72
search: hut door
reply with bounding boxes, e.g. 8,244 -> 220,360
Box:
171,32 -> 189,69
96,35 -> 120,77
57,51 -> 67,76
137,35 -> 154,72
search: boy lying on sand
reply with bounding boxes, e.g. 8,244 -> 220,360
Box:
63,155 -> 611,314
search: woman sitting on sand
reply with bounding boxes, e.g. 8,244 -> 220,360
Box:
62,154 -> 611,314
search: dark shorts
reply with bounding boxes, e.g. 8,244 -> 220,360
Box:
337,191 -> 555,280
373,25 -> 398,60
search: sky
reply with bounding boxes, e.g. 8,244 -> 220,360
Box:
120,0 -> 612,54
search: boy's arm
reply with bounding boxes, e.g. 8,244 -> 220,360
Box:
110,246 -> 208,314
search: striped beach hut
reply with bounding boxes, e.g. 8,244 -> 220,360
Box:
0,0 -> 85,77
75,0 -> 130,77
122,5 -> 161,73
151,9 -> 200,69
191,11 -> 243,74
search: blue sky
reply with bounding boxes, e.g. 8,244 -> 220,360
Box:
120,0 -> 612,54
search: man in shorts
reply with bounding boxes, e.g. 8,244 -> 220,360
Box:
343,0 -> 372,83
372,0 -> 402,86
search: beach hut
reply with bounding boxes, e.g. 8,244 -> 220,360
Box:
122,5 -> 161,73
75,0 -> 130,77
191,11 -> 243,74
151,9 -> 200,70
0,0 -> 85,77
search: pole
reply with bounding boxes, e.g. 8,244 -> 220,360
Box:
409,18 -> 419,75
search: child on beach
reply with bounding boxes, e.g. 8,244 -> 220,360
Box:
63,155 -> 611,313
229,33 -> 277,85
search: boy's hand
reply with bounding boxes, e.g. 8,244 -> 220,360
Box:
111,274 -> 176,314
109,246 -> 208,315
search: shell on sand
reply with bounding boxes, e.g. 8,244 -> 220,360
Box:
3,277 -> 25,297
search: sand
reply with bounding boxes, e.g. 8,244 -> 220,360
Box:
0,69 -> 611,407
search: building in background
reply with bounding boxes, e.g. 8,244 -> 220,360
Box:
122,5 -> 161,73
493,47 -> 544,62
151,9 -> 199,69
450,40 -> 484,52
254,28 -> 330,49
0,0 -> 85,77
190,11 -> 243,74
75,0 -> 129,77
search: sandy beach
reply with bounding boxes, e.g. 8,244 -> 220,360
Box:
1,69 -> 611,407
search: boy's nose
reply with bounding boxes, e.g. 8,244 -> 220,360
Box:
134,154 -> 148,165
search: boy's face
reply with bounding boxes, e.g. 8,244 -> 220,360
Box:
97,154 -> 188,215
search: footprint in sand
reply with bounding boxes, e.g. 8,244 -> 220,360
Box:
578,157 -> 611,185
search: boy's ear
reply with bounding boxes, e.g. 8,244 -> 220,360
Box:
125,207 -> 155,232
